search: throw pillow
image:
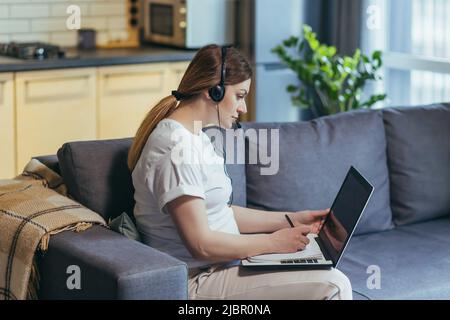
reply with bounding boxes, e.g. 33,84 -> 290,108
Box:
109,212 -> 141,242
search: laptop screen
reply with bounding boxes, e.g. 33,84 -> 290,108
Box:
318,166 -> 374,266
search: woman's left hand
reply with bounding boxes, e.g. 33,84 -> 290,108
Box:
288,209 -> 330,234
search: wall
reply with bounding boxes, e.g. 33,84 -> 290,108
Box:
0,0 -> 128,47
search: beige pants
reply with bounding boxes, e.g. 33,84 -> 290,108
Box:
188,264 -> 353,300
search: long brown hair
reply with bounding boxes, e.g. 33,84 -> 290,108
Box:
127,44 -> 252,171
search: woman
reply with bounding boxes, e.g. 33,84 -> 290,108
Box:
128,44 -> 352,300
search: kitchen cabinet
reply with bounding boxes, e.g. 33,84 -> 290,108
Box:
15,68 -> 97,173
0,73 -> 15,179
97,63 -> 171,140
97,61 -> 190,140
168,61 -> 190,89
1,60 -> 190,175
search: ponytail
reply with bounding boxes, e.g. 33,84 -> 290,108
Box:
127,95 -> 178,171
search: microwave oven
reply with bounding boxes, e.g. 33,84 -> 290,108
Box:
142,0 -> 236,49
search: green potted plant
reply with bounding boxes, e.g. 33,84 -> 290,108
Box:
272,24 -> 387,118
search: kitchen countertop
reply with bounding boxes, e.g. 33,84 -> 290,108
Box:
0,44 -> 197,72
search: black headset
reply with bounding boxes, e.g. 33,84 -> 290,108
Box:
208,46 -> 229,102
206,46 -> 237,207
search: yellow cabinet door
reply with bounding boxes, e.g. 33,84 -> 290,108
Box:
168,61 -> 190,90
97,63 -> 171,140
15,68 -> 97,173
0,73 -> 15,179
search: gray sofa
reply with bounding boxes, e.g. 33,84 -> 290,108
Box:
36,103 -> 450,300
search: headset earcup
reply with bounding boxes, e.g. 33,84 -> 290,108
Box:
209,85 -> 225,102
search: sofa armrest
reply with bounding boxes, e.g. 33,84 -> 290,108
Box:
37,225 -> 188,299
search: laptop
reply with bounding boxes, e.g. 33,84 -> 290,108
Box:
241,166 -> 374,269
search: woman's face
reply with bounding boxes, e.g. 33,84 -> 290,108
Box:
216,78 -> 251,129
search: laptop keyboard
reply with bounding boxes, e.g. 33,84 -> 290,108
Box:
280,258 -> 319,264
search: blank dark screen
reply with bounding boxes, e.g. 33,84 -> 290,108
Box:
150,4 -> 173,36
319,168 -> 373,264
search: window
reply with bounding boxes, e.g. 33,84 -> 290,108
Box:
362,0 -> 450,107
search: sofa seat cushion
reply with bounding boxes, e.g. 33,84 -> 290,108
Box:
383,104 -> 450,226
339,217 -> 450,299
243,109 -> 393,235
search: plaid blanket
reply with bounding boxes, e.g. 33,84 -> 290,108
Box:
0,159 -> 106,300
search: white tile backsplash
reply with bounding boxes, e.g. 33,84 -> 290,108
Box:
28,0 -> 95,3
89,3 -> 125,16
50,3 -> 89,17
31,17 -> 67,32
95,30 -> 109,46
0,19 -> 30,33
0,5 -> 9,18
81,16 -> 107,30
107,16 -> 126,30
0,0 -> 128,47
0,1 -> 30,4
10,32 -> 49,42
0,34 -> 10,42
9,4 -> 49,18
108,29 -> 128,42
50,30 -> 77,46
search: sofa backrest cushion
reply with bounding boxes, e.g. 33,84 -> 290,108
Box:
33,155 -> 60,175
243,109 -> 394,235
57,129 -> 247,221
383,103 -> 450,226
57,138 -> 135,221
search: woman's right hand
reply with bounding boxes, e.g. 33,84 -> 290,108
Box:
269,225 -> 311,253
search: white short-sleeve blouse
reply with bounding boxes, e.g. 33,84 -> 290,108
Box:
132,118 -> 240,268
